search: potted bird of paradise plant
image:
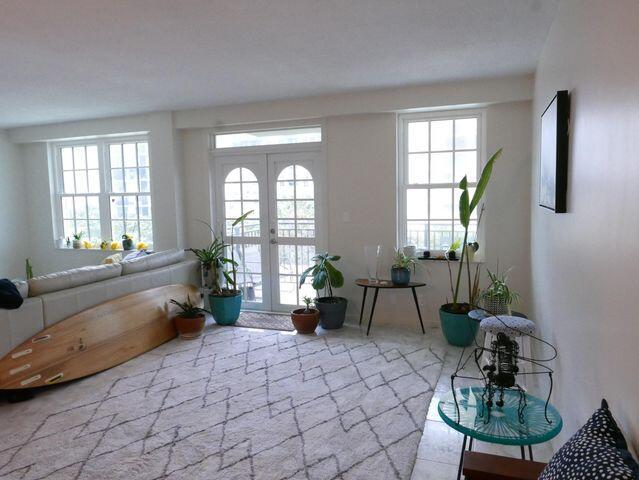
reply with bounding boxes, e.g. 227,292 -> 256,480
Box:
439,148 -> 502,346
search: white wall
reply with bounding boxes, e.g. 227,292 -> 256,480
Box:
0,130 -> 29,278
180,100 -> 533,329
11,112 -> 185,275
531,0 -> 639,449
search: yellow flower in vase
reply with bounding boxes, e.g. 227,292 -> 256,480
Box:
110,241 -> 121,250
136,242 -> 149,251
82,240 -> 93,249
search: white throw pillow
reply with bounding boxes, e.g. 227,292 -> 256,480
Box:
121,249 -> 186,275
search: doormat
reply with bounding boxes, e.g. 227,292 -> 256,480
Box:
233,310 -> 295,331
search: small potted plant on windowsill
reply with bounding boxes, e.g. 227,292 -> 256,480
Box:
170,296 -> 210,339
291,296 -> 320,334
391,248 -> 416,285
300,252 -> 347,330
122,234 -> 134,251
72,232 -> 84,249
439,148 -> 501,346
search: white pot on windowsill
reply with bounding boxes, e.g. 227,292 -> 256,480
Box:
72,239 -> 82,249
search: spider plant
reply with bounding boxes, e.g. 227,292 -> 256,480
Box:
170,296 -> 211,318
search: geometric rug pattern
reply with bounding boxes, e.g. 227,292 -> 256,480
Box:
0,326 -> 444,480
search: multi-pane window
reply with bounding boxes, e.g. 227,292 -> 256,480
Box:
108,142 -> 153,245
399,112 -> 482,252
59,145 -> 102,242
54,137 -> 153,248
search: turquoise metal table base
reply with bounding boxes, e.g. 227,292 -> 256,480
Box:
438,387 -> 562,480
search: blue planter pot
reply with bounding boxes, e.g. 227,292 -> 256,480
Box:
438,305 -> 479,347
209,292 -> 242,326
391,267 -> 411,285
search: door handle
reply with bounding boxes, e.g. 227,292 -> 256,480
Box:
270,239 -> 278,244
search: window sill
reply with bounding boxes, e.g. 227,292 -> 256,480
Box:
418,257 -> 484,264
55,247 -> 125,253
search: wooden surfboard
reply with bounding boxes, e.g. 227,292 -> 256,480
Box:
0,284 -> 201,390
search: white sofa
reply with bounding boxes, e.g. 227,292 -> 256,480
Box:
0,249 -> 200,358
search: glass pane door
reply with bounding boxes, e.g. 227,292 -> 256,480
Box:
214,150 -> 321,313
215,155 -> 271,311
268,152 -> 319,311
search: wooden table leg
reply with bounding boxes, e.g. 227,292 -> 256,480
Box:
359,286 -> 368,326
457,434 -> 468,480
411,287 -> 425,334
366,288 -> 379,336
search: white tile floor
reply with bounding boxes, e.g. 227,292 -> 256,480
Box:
411,344 -> 554,479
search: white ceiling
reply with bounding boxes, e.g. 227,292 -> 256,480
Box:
0,0 -> 558,129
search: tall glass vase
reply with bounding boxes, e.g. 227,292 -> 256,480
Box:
364,245 -> 383,283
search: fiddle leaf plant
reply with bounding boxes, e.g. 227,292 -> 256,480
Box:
299,252 -> 344,301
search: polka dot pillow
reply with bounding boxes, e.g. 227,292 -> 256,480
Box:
539,399 -> 639,479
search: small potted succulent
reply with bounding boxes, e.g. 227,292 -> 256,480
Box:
291,296 -> 320,334
100,240 -> 110,250
300,252 -> 347,329
122,234 -> 134,251
391,248 -> 416,285
170,295 -> 210,339
72,232 -> 83,249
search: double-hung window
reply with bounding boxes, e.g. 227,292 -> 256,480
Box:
398,111 -> 483,252
53,136 -> 154,248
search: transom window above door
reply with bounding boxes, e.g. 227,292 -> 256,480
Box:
214,126 -> 321,149
398,111 -> 483,252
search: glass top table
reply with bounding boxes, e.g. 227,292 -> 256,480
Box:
438,386 -> 562,446
438,387 -> 562,479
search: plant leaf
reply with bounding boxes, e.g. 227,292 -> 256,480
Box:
325,261 -> 344,288
459,187 -> 470,228
299,265 -> 316,287
312,269 -> 327,291
469,148 -> 501,213
223,270 -> 235,286
232,210 -> 253,227
327,255 -> 341,261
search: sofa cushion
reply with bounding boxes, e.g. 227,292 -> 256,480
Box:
539,399 -> 639,479
39,259 -> 200,327
121,248 -> 186,275
28,263 -> 122,296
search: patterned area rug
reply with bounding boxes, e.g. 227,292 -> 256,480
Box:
0,326 -> 445,480
235,311 -> 294,331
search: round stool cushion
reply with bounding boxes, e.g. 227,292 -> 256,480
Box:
480,315 -> 535,337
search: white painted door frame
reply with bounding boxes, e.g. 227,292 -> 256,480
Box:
211,142 -> 326,313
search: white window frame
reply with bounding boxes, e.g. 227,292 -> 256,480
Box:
397,109 -> 486,253
50,134 -> 154,249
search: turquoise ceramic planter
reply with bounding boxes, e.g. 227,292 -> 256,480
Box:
209,292 -> 242,326
438,306 -> 479,347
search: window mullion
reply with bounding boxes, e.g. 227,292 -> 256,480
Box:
98,141 -> 112,242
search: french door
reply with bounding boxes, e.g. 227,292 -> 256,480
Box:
214,150 -> 321,312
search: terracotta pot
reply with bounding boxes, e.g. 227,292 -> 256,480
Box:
174,314 -> 206,339
291,308 -> 320,334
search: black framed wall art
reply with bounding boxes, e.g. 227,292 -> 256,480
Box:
539,90 -> 569,213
